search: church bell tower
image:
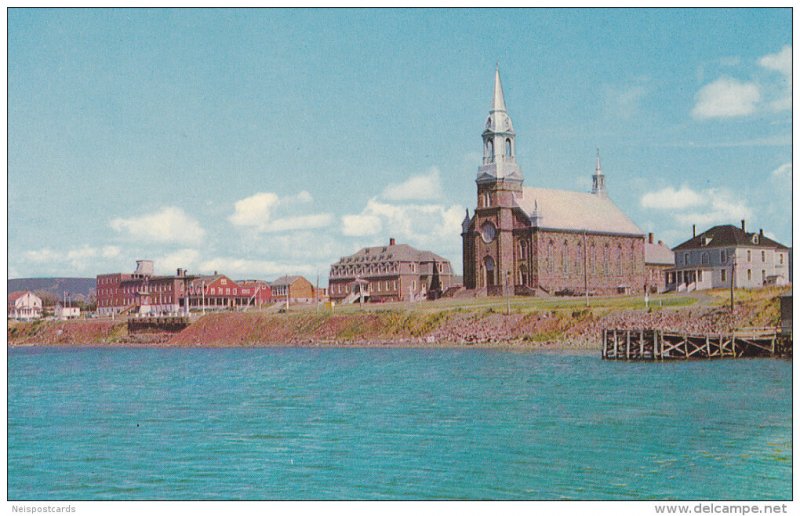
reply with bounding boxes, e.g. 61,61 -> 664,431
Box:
463,66 -> 523,292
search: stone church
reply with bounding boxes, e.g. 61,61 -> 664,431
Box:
461,68 -> 646,296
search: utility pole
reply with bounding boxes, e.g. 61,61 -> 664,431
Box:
505,271 -> 511,315
730,254 -> 736,311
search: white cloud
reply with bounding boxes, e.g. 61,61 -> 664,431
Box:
382,167 -> 443,201
759,45 -> 792,112
342,214 -> 383,237
342,198 -> 464,249
228,191 -> 332,233
771,162 -> 792,180
198,257 -> 316,278
158,249 -> 200,273
692,77 -> 760,119
110,207 -> 205,246
101,246 -> 121,259
759,45 -> 791,78
673,190 -> 752,227
25,245 -> 124,271
642,185 -> 752,229
640,185 -> 705,210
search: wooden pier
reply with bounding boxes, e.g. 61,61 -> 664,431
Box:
127,315 -> 191,333
601,328 -> 791,360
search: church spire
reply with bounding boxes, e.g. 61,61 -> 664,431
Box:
492,64 -> 507,113
592,148 -> 607,198
476,65 -> 522,185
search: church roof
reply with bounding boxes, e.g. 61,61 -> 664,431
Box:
514,187 -> 643,236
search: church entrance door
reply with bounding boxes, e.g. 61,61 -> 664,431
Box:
484,256 -> 496,288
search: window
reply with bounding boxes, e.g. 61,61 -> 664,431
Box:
761,270 -> 766,283
701,252 -> 709,265
747,250 -> 751,262
603,245 -> 610,275
684,253 -> 689,265
482,192 -> 491,207
576,243 -> 583,273
505,138 -> 512,157
617,245 -> 623,275
721,269 -> 727,283
562,241 -> 569,276
720,250 -> 726,264
519,239 -> 527,258
547,240 -> 554,273
779,253 -> 784,265
412,280 -> 417,291
210,288 -> 215,295
221,279 -> 227,285
747,269 -> 752,281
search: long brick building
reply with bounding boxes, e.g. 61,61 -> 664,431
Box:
96,260 -> 271,315
462,68 -> 646,296
329,238 -> 454,303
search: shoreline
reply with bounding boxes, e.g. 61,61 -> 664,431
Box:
7,289 -> 786,351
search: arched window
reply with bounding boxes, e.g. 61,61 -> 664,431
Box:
617,245 -> 623,275
576,243 -> 583,273
505,138 -> 512,157
487,140 -> 494,161
546,240 -> 554,273
519,239 -> 527,259
562,240 -> 569,276
590,244 -> 596,274
603,245 -> 610,275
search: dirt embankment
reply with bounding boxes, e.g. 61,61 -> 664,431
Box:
7,292 -> 783,348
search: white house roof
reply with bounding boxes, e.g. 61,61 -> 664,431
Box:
514,187 -> 643,236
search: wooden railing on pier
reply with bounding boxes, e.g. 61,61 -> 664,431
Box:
601,328 -> 792,360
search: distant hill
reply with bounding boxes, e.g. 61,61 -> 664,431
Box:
8,278 -> 96,299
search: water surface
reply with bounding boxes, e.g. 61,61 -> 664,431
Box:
8,346 -> 791,500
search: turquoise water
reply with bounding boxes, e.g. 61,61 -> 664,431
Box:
8,347 -> 791,500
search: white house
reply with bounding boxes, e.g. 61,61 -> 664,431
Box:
666,222 -> 790,292
8,291 -> 43,320
55,305 -> 81,320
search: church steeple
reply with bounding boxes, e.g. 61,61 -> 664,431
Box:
492,64 -> 507,113
477,66 -> 523,185
592,148 -> 607,198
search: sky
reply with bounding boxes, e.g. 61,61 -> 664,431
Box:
8,8 -> 793,282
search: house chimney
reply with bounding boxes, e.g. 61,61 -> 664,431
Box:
741,219 -> 746,232
658,240 -> 664,246
648,232 -> 654,244
177,268 -> 183,277
759,228 -> 764,237
692,225 -> 696,238
389,238 -> 396,246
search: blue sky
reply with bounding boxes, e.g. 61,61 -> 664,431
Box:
8,8 -> 792,281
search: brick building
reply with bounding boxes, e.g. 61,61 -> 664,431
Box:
462,68 -> 646,296
329,238 -> 454,303
270,275 -> 317,303
97,261 -> 272,315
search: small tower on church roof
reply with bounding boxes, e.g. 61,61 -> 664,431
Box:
592,148 -> 607,198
